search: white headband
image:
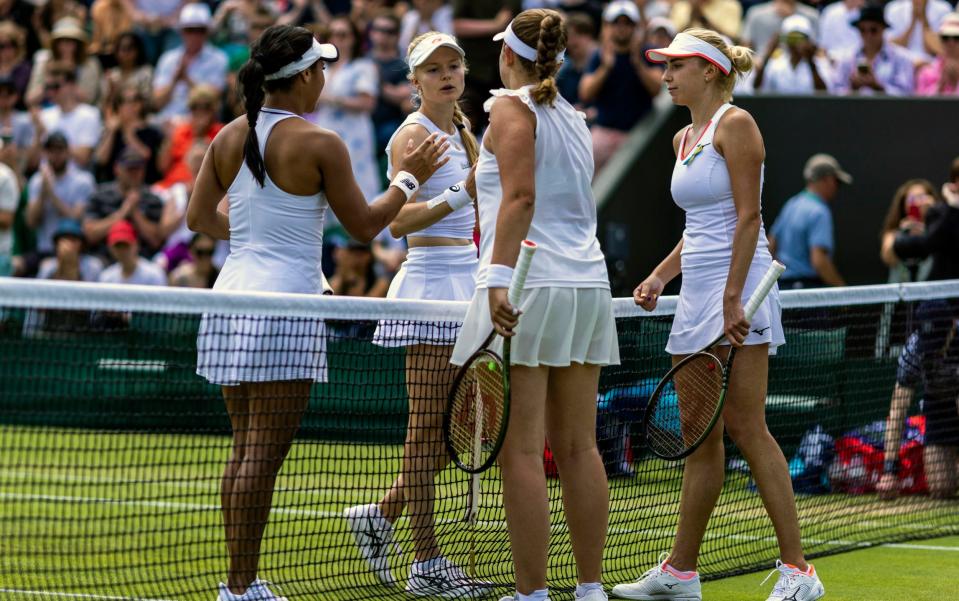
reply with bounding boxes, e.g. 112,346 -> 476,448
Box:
493,22 -> 566,63
645,32 -> 732,75
264,38 -> 339,81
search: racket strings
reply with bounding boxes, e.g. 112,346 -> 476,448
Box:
448,353 -> 506,470
648,353 -> 725,456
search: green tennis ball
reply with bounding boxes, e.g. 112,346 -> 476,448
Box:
487,361 -> 497,371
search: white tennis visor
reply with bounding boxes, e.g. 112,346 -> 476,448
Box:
407,33 -> 466,69
264,38 -> 339,81
645,32 -> 732,75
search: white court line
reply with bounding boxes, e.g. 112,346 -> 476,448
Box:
0,588 -> 176,601
883,543 -> 959,552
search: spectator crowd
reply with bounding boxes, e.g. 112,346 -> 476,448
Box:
0,0 -> 956,297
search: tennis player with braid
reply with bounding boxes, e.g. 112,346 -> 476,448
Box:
187,25 -> 449,601
451,9 -> 619,601
344,31 -> 490,599
611,30 -> 824,601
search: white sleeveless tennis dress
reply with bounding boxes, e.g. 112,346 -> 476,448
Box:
196,108 -> 330,385
371,112 -> 478,347
668,103 -> 785,355
450,86 -> 619,367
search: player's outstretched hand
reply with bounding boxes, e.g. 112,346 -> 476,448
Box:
396,132 -> 450,186
634,274 -> 664,311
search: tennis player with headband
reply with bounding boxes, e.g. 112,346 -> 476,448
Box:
450,9 -> 619,601
187,25 -> 449,601
612,31 -> 823,601
345,31 -> 490,599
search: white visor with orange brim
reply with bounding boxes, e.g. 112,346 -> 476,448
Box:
645,32 -> 732,76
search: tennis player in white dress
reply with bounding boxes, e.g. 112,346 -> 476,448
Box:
186,24 -> 450,601
450,10 -> 619,601
612,30 -> 824,601
344,32 -> 489,599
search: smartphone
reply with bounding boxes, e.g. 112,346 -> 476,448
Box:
856,60 -> 871,75
906,196 -> 923,221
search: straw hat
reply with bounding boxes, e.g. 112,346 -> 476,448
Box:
50,17 -> 88,44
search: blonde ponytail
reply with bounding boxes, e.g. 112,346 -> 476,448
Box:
452,101 -> 479,165
684,28 -> 754,101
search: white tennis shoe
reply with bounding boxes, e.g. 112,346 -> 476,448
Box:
610,555 -> 701,600
343,503 -> 398,586
216,579 -> 287,601
406,557 -> 495,599
576,588 -> 609,600
762,561 -> 824,601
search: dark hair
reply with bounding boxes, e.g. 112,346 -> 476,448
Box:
372,10 -> 401,30
111,84 -> 147,117
510,9 -> 567,106
565,13 -> 596,38
329,16 -> 363,60
880,179 -> 942,235
950,156 -> 959,183
237,25 -> 317,187
116,31 -> 147,68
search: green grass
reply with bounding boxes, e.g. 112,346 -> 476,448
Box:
0,425 -> 956,601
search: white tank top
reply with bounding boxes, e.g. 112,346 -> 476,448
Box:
671,103 -> 771,261
475,87 -> 609,289
214,108 -> 329,294
385,111 -> 473,239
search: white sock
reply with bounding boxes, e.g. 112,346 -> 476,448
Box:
516,589 -> 549,601
575,582 -> 603,597
414,557 -> 443,571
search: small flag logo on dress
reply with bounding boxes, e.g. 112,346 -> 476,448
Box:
682,143 -> 710,166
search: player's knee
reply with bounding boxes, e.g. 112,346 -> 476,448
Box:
724,416 -> 768,448
549,439 -> 599,467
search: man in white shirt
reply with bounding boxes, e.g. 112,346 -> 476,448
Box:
152,3 -> 228,124
742,0 -> 820,54
756,14 -> 832,94
98,220 -> 167,286
820,0 -> 866,55
885,0 -> 953,62
36,65 -> 102,167
0,151 -> 17,276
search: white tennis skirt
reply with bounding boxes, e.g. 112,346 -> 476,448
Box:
196,314 -> 327,386
372,244 -> 478,347
450,286 -> 620,367
667,253 -> 785,356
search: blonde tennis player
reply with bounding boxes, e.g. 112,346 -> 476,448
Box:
345,31 -> 490,599
612,30 -> 824,601
450,9 -> 619,601
187,24 -> 449,601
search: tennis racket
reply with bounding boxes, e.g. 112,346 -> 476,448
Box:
444,239 -> 537,476
642,260 -> 786,461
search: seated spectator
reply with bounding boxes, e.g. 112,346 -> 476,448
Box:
580,1 -> 661,175
0,22 -> 31,109
83,147 -> 164,261
25,132 -> 95,267
670,0 -> 743,41
885,0 -> 953,62
152,3 -> 229,126
0,150 -> 16,276
307,16 -> 381,201
556,12 -> 598,109
34,64 -> 103,167
100,32 -> 154,112
915,12 -> 959,96
95,87 -> 164,184
769,154 -> 852,289
98,220 -> 167,286
369,11 -> 413,171
880,179 -> 942,282
132,0 -> 184,65
211,0 -> 278,71
742,0 -> 819,52
37,218 -> 102,281
26,18 -> 102,106
169,232 -> 219,288
329,238 -> 391,298
400,0 -> 455,54
33,0 -> 87,53
89,0 -> 135,69
157,144 -> 206,271
0,0 -> 40,57
0,75 -> 35,173
754,15 -> 832,94
831,5 -> 916,96
158,84 -> 223,189
820,0 -> 866,56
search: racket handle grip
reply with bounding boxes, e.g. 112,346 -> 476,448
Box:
743,260 -> 786,321
509,240 -> 537,307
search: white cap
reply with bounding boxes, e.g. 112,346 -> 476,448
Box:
940,12 -> 959,36
179,3 -> 212,29
647,16 -> 677,38
407,32 -> 465,69
781,14 -> 817,44
646,32 -> 732,75
603,0 -> 641,23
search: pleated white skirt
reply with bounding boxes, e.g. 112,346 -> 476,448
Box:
450,286 -> 620,367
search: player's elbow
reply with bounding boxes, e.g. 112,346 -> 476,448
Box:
388,221 -> 408,240
504,190 -> 535,212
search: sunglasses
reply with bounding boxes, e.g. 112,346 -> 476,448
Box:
182,27 -> 208,35
942,35 -> 959,42
117,44 -> 136,52
193,248 -> 214,257
858,26 -> 883,35
45,82 -> 62,91
372,26 -> 398,35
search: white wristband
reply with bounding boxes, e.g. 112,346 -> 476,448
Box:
486,264 -> 514,289
390,170 -> 420,201
426,181 -> 473,211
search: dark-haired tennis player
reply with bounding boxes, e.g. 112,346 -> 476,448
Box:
612,30 -> 823,601
187,24 -> 449,601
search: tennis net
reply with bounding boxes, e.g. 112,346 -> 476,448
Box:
1,277 -> 957,600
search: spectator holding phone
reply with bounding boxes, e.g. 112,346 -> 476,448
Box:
915,12 -> 959,96
754,15 -> 831,94
880,179 -> 942,283
831,4 -> 915,96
